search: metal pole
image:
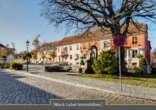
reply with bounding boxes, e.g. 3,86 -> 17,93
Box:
119,47 -> 122,91
27,47 -> 28,72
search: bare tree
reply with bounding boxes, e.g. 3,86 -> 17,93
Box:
0,47 -> 4,58
40,0 -> 156,73
32,34 -> 41,64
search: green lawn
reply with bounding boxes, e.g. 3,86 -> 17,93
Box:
73,72 -> 156,88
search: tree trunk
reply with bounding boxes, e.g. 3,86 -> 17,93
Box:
114,43 -> 127,75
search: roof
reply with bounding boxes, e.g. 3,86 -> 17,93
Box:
40,40 -> 61,50
58,21 -> 146,45
41,21 -> 147,46
0,44 -> 6,48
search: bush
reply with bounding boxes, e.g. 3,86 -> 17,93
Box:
5,64 -> 10,68
10,62 -> 17,69
92,49 -> 117,75
80,56 -> 84,59
139,58 -> 147,69
80,60 -> 84,65
16,63 -> 23,70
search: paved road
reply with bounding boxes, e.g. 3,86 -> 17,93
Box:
0,69 -> 156,105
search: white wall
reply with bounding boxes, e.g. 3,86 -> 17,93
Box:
57,43 -> 81,66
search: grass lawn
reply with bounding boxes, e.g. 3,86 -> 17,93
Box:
73,72 -> 156,88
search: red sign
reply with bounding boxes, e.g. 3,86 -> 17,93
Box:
113,36 -> 125,47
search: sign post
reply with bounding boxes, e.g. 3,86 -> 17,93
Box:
113,36 -> 125,91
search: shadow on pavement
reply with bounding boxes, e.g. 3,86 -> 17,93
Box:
0,69 -> 63,104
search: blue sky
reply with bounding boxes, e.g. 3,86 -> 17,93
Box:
0,0 -> 156,53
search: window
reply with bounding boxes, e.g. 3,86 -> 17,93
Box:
46,51 -> 47,55
58,47 -> 60,52
95,42 -> 98,47
132,37 -> 137,44
40,52 -> 41,55
125,50 -> 127,58
89,43 -> 92,48
83,44 -> 86,49
70,55 -> 72,60
77,62 -> 79,65
66,47 -> 68,52
46,57 -> 48,61
132,50 -> 138,58
77,54 -> 79,59
77,45 -> 79,50
49,51 -> 51,55
70,46 -> 72,51
132,63 -> 137,66
61,47 -> 63,51
40,58 -> 41,60
59,56 -> 60,62
104,41 -> 107,49
125,37 -> 127,45
84,55 -> 86,59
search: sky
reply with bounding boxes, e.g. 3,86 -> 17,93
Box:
0,0 -> 156,53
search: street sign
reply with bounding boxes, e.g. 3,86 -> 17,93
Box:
113,35 -> 126,91
113,36 -> 125,47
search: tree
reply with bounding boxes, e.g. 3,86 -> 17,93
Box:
31,49 -> 37,63
40,50 -> 46,63
92,49 -> 117,75
40,0 -> 156,73
0,47 -> 4,58
50,49 -> 57,62
61,47 -> 69,61
139,58 -> 147,69
32,34 -> 41,64
23,52 -> 32,60
3,43 -> 15,57
135,54 -> 143,62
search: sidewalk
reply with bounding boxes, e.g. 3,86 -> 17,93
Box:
3,68 -> 156,101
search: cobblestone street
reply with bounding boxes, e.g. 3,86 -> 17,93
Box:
0,68 -> 156,105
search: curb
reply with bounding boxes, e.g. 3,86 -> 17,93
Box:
2,69 -> 156,101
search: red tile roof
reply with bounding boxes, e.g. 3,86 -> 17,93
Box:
42,21 -> 146,46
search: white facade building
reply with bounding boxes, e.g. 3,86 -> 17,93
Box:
57,43 -> 81,66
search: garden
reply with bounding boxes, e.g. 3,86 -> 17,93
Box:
0,62 -> 23,70
73,49 -> 156,88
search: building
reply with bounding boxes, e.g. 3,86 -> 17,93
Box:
35,21 -> 151,67
0,44 -> 15,63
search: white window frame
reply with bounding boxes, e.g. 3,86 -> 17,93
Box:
132,37 -> 137,44
70,46 -> 72,51
70,55 -> 72,60
104,41 -> 107,49
132,50 -> 138,58
83,44 -> 86,49
95,42 -> 98,47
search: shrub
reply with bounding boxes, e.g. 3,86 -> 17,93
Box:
80,56 -> 84,59
5,64 -> 10,68
10,62 -> 17,69
80,60 -> 84,65
139,58 -> 147,69
92,49 -> 117,75
16,63 -> 23,70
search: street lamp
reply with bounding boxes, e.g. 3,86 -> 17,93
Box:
138,44 -> 141,54
26,40 -> 29,72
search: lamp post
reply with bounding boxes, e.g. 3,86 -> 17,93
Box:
26,40 -> 29,72
138,44 -> 141,62
138,44 -> 141,54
